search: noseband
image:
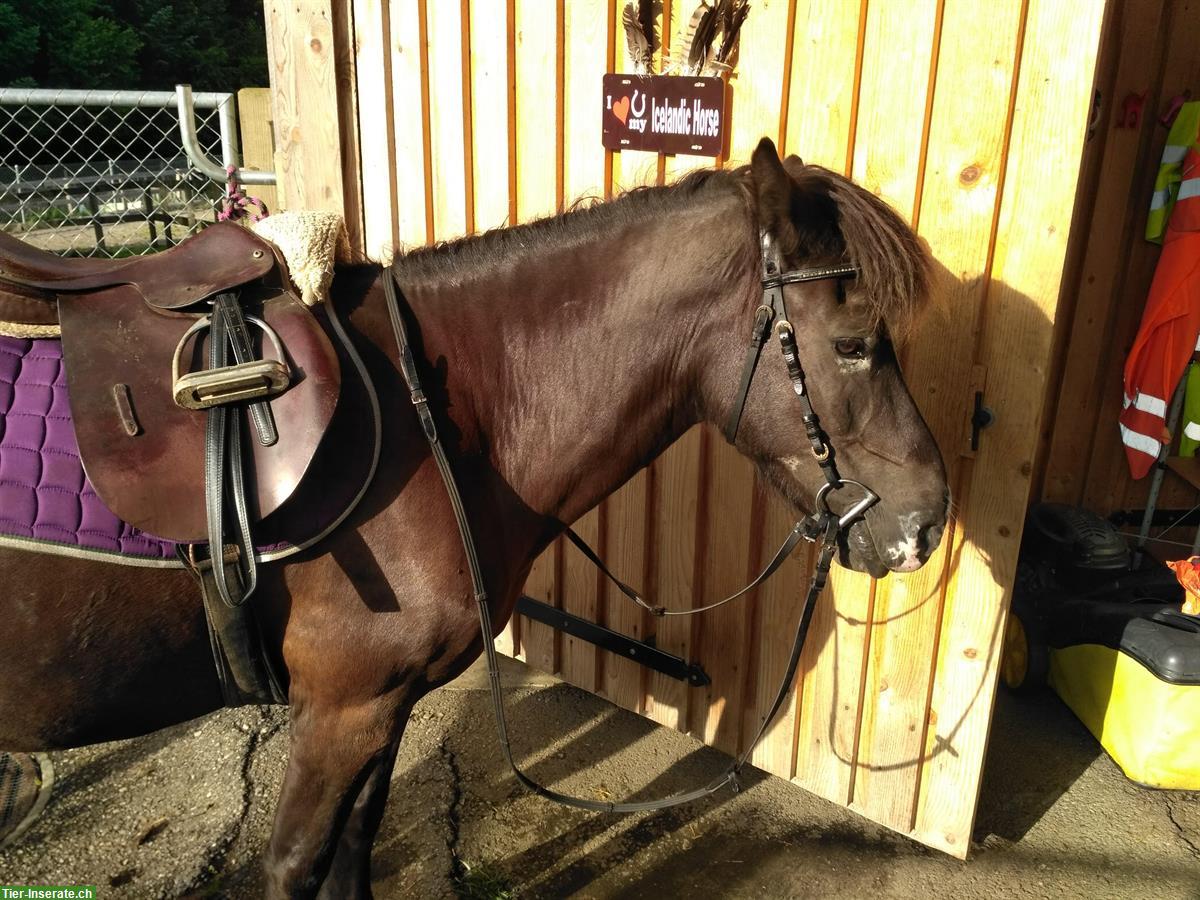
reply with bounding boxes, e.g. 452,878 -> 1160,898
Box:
380,230 -> 880,815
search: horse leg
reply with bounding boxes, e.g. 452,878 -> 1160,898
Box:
263,695 -> 410,900
315,732 -> 403,900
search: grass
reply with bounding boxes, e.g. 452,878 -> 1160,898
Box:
454,861 -> 518,900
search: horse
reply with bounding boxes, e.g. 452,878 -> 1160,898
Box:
0,138 -> 948,898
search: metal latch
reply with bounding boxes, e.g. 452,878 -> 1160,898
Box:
971,391 -> 995,452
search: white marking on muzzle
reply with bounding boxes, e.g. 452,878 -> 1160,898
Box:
888,511 -> 924,572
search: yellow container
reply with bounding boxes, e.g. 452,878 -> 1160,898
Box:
1050,643 -> 1200,789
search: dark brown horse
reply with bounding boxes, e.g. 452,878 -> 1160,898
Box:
0,139 -> 947,897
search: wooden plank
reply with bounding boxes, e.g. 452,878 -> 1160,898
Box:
513,0 -> 562,671
686,0 -> 792,756
782,0 -> 864,166
645,427 -> 703,730
389,0 -> 430,249
1039,0 -> 1168,506
426,0 -> 470,240
332,0 -> 365,249
470,0 -> 514,232
265,0 -> 347,215
466,0 -> 519,656
745,489 -> 813,775
852,0 -> 1022,834
601,469 -> 651,713
795,0 -> 930,808
235,88 -> 280,218
556,0 -> 613,693
351,0 -> 399,260
914,0 -> 1106,856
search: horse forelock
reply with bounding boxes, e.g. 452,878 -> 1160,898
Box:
791,165 -> 931,339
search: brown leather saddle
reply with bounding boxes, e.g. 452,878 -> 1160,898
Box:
0,224 -> 340,545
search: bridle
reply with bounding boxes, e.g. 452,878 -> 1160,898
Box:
380,229 -> 880,813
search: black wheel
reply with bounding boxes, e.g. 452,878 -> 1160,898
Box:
1001,603 -> 1050,694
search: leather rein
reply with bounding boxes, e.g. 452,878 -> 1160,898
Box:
381,231 -> 878,812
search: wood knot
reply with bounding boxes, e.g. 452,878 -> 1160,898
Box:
959,164 -> 982,185
310,37 -> 323,52
998,524 -> 1011,538
963,647 -> 978,659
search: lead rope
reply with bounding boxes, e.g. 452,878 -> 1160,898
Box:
381,271 -> 848,813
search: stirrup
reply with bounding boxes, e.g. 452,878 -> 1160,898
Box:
172,314 -> 291,410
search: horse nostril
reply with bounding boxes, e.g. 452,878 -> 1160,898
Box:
920,523 -> 945,558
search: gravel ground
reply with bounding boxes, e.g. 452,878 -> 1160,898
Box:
1,656 -> 1197,899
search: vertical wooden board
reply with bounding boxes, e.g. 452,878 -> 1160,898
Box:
745,491 -> 812,775
645,427 -> 702,730
469,0 -> 512,232
562,0 -> 607,202
601,469 -> 650,712
796,0 -> 930,807
850,0 -> 937,212
514,0 -> 559,221
351,0 -> 399,260
556,0 -> 612,693
236,88 -> 280,217
426,0 -> 470,240
465,0 -> 519,657
265,0 -> 347,214
915,0 -> 1106,856
389,0 -> 430,249
514,0 -> 561,670
782,0 -> 863,166
521,545 -> 558,671
852,0 -> 1022,832
333,0 -> 365,249
687,0 -> 791,757
1040,0 -> 1168,506
561,509 -> 601,690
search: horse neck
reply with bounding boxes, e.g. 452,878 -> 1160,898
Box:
401,189 -> 759,525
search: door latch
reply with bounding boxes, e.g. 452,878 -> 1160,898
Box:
971,391 -> 995,452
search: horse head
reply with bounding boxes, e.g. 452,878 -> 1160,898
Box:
720,138 -> 948,578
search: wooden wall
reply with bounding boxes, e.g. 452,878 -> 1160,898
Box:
1037,0 -> 1200,525
265,0 -> 1107,857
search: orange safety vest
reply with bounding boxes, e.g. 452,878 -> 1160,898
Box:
1121,141 -> 1200,478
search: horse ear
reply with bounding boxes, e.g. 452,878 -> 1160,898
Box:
750,137 -> 799,249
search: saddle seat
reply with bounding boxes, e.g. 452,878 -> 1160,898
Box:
0,225 -> 276,320
0,222 -> 343,544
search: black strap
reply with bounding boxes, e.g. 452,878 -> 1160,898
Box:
381,269 -> 843,813
203,295 -> 259,608
724,303 -> 774,443
565,516 -> 817,618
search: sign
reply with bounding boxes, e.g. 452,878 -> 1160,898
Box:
601,74 -> 726,157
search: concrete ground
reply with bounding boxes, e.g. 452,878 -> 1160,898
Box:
1,656 -> 1197,899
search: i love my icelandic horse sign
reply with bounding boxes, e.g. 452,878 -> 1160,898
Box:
601,74 -> 727,157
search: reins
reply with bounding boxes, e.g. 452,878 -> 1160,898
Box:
380,231 -> 877,813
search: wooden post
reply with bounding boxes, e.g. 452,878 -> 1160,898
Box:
235,88 -> 280,216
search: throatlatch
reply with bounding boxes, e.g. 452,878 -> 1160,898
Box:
381,230 -> 878,813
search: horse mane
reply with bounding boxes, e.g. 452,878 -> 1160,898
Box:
391,160 -> 928,334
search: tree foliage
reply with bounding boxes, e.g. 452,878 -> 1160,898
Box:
0,0 -> 267,90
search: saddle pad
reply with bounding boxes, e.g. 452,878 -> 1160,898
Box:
0,336 -> 175,561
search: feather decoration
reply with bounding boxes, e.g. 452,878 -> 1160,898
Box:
714,0 -> 750,65
622,1 -> 657,75
638,0 -> 659,61
684,1 -> 720,76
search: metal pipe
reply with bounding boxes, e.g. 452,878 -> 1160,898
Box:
175,85 -> 275,186
0,88 -> 232,108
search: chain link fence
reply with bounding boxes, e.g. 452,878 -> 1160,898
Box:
0,89 -> 236,258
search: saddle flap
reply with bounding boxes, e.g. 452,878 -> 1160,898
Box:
58,284 -> 341,542
0,224 -> 275,311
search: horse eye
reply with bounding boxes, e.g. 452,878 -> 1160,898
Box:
834,338 -> 868,359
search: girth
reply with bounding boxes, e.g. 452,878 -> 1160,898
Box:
381,230 -> 879,813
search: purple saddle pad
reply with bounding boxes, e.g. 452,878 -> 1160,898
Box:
0,336 -> 177,561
